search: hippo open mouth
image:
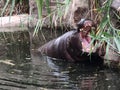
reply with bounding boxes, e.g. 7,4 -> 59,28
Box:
78,20 -> 95,53
81,34 -> 92,52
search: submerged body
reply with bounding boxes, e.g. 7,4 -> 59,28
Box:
39,30 -> 81,61
38,19 -> 103,66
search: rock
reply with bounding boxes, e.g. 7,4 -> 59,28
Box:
0,14 -> 29,29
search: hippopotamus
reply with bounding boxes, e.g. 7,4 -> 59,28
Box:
38,19 -> 103,66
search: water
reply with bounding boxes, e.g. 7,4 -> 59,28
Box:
0,29 -> 120,90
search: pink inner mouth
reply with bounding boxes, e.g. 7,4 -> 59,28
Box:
80,20 -> 94,52
81,36 -> 92,52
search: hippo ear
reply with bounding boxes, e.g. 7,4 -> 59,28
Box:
76,18 -> 86,32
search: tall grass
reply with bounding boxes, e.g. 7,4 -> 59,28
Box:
33,0 -> 71,36
90,0 -> 120,58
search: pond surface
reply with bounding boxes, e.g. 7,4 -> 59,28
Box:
0,29 -> 120,90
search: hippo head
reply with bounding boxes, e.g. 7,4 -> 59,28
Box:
77,19 -> 96,52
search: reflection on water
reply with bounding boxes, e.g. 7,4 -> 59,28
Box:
0,30 -> 120,90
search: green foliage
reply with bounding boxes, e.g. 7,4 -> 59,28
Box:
45,0 -> 51,21
10,0 -> 15,16
91,0 -> 120,57
34,0 -> 71,36
35,0 -> 43,19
